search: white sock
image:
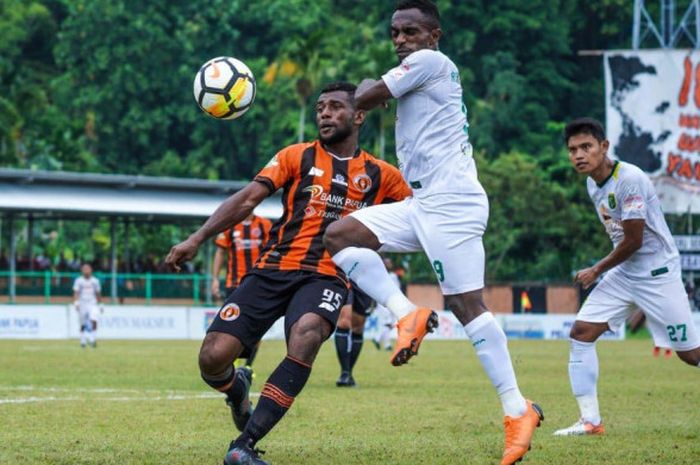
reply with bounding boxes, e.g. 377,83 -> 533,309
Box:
80,331 -> 87,346
332,247 -> 415,319
464,312 -> 527,417
569,339 -> 601,425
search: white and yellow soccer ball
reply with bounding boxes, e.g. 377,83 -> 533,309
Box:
193,56 -> 256,120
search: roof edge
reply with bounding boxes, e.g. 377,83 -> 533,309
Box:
0,168 -> 249,192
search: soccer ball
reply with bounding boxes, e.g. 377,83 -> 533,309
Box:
193,56 -> 256,120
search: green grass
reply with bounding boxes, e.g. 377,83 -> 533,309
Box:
0,339 -> 698,465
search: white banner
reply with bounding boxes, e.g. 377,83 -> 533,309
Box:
0,306 -> 631,341
0,306 -> 68,339
368,311 -> 625,341
68,306 -> 189,339
605,50 -> 700,214
188,307 -> 286,341
674,235 -> 700,251
495,314 -> 624,341
680,254 -> 700,270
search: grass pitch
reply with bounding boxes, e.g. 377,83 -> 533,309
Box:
1,338 -> 698,465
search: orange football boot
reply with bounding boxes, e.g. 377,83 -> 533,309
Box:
501,400 -> 544,465
390,307 -> 439,366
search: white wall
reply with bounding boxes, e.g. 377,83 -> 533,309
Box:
0,305 -> 642,341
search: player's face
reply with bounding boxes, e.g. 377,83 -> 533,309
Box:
391,9 -> 441,62
315,91 -> 365,145
81,264 -> 92,278
567,133 -> 610,174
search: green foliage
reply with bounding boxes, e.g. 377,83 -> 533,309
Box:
0,0 -> 636,281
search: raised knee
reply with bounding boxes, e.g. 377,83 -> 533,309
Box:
569,322 -> 604,343
295,321 -> 326,345
292,315 -> 333,350
323,220 -> 347,255
198,344 -> 227,375
677,349 -> 700,366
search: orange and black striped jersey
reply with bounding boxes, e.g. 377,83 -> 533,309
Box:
215,215 -> 273,288
254,140 -> 411,281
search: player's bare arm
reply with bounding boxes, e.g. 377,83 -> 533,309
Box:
165,181 -> 269,271
355,79 -> 392,111
575,218 -> 645,288
211,247 -> 225,296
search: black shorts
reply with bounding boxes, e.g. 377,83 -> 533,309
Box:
348,281 -> 375,317
208,269 -> 348,353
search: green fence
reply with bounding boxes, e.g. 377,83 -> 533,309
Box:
0,271 -> 213,305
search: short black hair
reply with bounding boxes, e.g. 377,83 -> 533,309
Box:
319,81 -> 357,106
395,0 -> 440,28
564,117 -> 606,144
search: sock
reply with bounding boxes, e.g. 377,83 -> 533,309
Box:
464,312 -> 527,417
201,365 -> 247,403
80,331 -> 87,346
332,247 -> 415,319
246,344 -> 260,367
349,332 -> 364,371
334,328 -> 351,374
568,339 -> 601,425
236,355 -> 311,447
88,330 -> 95,345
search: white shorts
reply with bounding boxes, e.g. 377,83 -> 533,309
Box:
578,267 -> 700,351
79,305 -> 100,327
350,193 -> 488,294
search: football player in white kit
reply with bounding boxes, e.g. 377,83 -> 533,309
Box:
73,263 -> 103,348
323,1 -> 543,463
554,118 -> 700,437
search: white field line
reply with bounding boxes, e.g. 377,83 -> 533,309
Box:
0,386 -> 260,405
0,385 -> 207,394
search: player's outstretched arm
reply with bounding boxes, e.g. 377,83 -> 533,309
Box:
165,181 -> 270,272
355,78 -> 393,111
575,219 -> 645,288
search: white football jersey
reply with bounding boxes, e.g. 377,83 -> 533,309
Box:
587,161 -> 679,278
382,49 -> 485,198
73,276 -> 101,306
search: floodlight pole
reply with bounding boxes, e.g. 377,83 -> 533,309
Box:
8,215 -> 16,304
633,0 -> 700,49
110,217 -> 117,303
27,214 -> 34,271
205,240 -> 213,306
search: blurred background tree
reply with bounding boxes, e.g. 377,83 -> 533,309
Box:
0,0 -> 636,280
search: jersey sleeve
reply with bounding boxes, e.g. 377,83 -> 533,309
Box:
254,146 -> 297,193
381,49 -> 444,98
619,177 -> 647,221
380,165 -> 412,204
93,278 -> 101,294
215,229 -> 231,248
72,278 -> 81,293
